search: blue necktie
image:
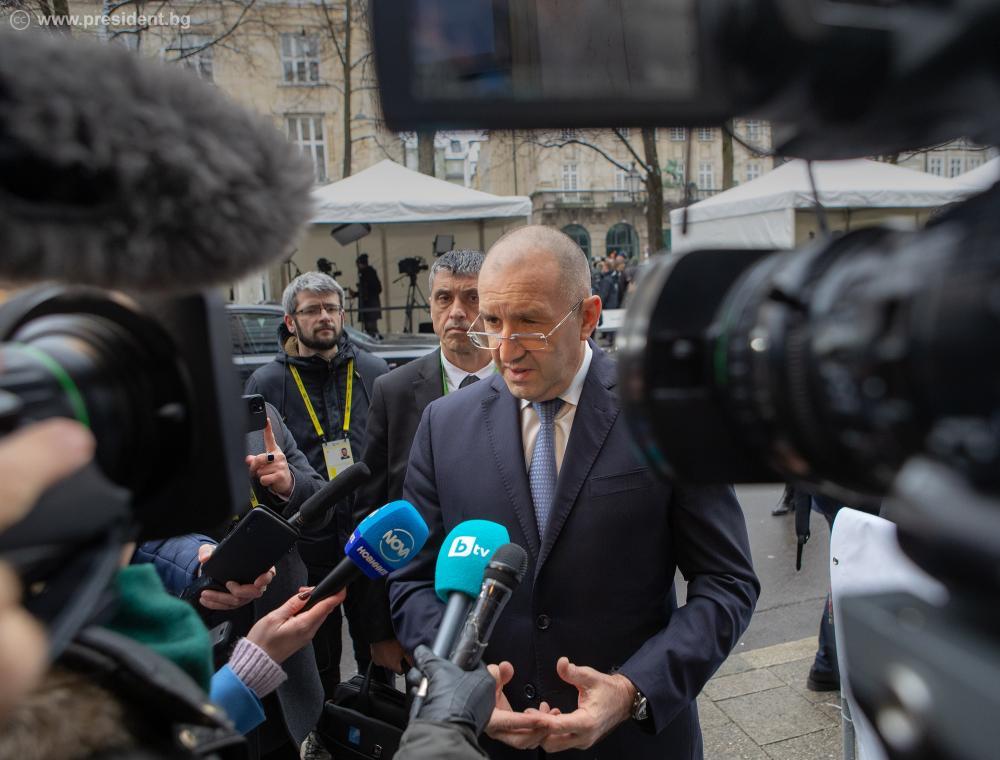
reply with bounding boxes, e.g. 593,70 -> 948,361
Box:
529,398 -> 564,536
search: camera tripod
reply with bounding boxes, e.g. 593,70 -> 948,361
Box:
393,271 -> 429,333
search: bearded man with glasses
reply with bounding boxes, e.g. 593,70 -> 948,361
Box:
245,271 -> 390,737
389,226 -> 758,760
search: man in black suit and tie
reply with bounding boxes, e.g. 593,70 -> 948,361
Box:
358,249 -> 494,672
388,226 -> 759,759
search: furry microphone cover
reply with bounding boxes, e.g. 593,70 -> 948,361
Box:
0,30 -> 315,293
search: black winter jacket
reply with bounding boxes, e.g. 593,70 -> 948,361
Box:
244,325 -> 388,569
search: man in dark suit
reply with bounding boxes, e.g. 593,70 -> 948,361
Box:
359,249 -> 493,672
388,226 -> 759,759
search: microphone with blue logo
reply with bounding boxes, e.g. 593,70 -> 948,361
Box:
301,500 -> 429,611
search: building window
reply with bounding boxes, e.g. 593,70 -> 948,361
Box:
617,127 -> 630,138
614,169 -> 629,201
949,157 -> 964,177
450,140 -> 462,153
746,162 -> 761,181
669,127 -> 687,141
562,224 -> 591,259
698,161 -> 715,190
167,33 -> 214,81
605,222 -> 639,259
697,127 -> 714,141
281,33 -> 320,84
445,158 -> 464,181
927,156 -> 944,176
286,115 -> 327,183
744,120 -> 761,141
560,128 -> 580,141
561,162 -> 579,200
968,156 -> 984,170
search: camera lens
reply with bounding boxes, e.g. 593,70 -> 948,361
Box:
0,290 -> 189,501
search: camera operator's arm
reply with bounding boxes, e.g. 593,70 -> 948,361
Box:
0,419 -> 95,719
396,645 -> 495,760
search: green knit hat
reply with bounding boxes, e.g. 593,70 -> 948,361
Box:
104,564 -> 214,691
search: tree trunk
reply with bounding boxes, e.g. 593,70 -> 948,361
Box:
417,131 -> 436,176
641,127 -> 663,252
721,119 -> 735,190
342,1 -> 353,178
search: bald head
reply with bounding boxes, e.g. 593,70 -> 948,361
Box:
485,225 -> 591,307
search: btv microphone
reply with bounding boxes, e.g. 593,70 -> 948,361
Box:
450,543 -> 528,670
301,500 -> 428,611
288,462 -> 371,530
431,520 -> 511,658
0,31 -> 313,292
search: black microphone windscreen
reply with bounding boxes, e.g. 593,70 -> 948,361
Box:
295,462 -> 372,527
0,31 -> 314,292
486,542 -> 529,584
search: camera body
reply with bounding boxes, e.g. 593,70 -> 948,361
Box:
398,256 -> 429,277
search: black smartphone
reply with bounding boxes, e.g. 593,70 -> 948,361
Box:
244,393 -> 267,433
201,507 -> 299,585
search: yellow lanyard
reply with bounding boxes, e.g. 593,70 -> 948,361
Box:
288,359 -> 353,441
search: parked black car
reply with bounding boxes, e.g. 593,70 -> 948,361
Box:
227,304 -> 437,382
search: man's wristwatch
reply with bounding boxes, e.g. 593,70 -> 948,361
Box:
631,689 -> 649,723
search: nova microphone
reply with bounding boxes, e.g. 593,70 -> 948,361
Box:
449,543 -> 528,670
0,31 -> 313,292
288,462 -> 371,529
301,501 -> 429,611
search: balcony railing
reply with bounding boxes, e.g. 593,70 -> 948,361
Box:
534,187 -> 721,207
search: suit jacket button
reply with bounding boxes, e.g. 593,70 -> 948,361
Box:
536,614 -> 551,630
524,683 -> 536,700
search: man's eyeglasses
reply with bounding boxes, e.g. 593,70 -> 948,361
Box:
294,303 -> 344,318
468,299 -> 583,351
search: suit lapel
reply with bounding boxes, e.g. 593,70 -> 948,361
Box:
482,374 -> 540,559
412,348 -> 444,412
536,346 -> 619,574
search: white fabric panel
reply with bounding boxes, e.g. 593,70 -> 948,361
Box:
829,509 -> 947,760
310,160 -> 532,223
670,208 -> 794,253
955,157 -> 1000,192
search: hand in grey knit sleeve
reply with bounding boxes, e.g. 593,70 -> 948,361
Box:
228,637 -> 287,698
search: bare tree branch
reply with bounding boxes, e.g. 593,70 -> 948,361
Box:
170,0 -> 259,61
611,128 -> 648,172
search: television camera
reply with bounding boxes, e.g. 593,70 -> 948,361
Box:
372,1 -> 1000,757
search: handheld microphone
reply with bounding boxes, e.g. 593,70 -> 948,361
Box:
449,543 -> 529,670
407,520 -> 510,717
0,31 -> 313,292
301,501 -> 429,611
288,462 -> 371,529
431,520 -> 511,658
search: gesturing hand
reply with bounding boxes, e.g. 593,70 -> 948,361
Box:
245,418 -> 292,498
540,657 -> 636,753
484,661 -> 557,750
196,543 -> 276,611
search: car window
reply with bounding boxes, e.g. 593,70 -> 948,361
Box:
232,312 -> 282,355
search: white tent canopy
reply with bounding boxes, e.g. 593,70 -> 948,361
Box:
956,157 -> 1000,192
310,159 -> 531,224
669,159 -> 972,252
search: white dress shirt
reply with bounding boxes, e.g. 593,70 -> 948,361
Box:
520,341 -> 594,474
440,350 -> 494,395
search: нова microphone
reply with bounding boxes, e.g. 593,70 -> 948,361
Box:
301,501 -> 429,611
449,543 -> 528,670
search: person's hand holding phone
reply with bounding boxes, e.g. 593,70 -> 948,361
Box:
196,543 -> 276,611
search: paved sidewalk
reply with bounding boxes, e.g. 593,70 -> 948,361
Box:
701,637 -> 844,759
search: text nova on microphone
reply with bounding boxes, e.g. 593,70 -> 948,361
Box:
346,500 -> 431,579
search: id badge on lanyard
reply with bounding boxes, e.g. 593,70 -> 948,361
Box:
289,360 -> 355,481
